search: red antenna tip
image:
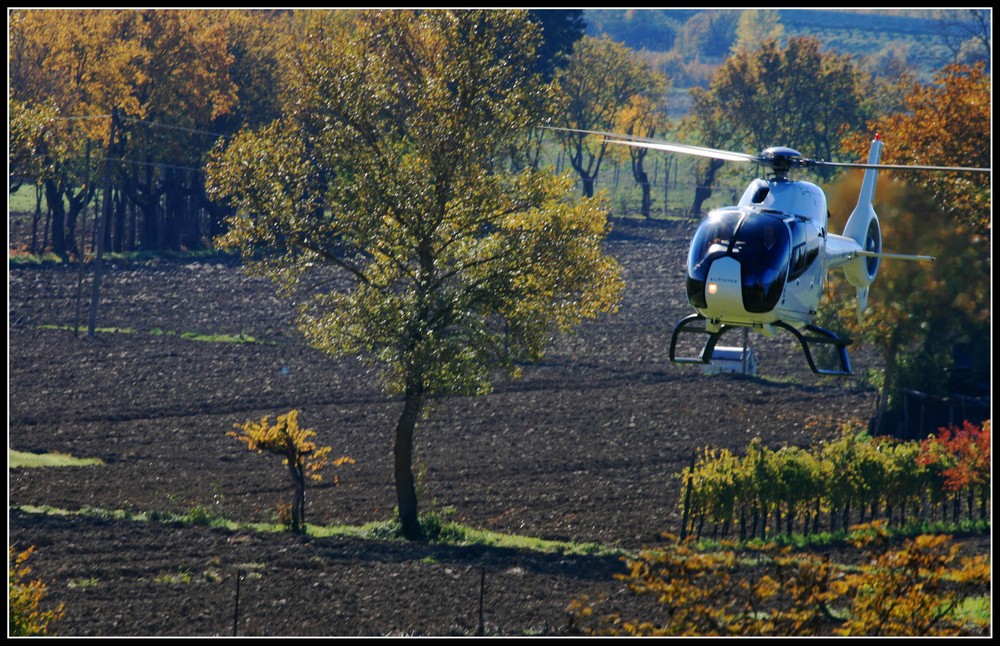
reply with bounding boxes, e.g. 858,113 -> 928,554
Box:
874,133 -> 881,141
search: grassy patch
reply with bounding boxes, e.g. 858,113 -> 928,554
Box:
35,324 -> 261,344
952,595 -> 992,628
151,327 -> 259,343
8,251 -> 65,266
67,577 -> 101,589
9,450 -> 104,468
13,503 -> 619,560
36,323 -> 135,335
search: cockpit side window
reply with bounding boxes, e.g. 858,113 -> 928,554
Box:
787,219 -> 820,281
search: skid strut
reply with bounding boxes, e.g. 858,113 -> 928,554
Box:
669,314 -> 853,376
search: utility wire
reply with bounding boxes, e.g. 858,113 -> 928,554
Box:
47,113 -> 228,138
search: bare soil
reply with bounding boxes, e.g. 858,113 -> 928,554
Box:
7,218 -> 988,636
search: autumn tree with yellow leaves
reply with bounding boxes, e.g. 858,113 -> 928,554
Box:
229,409 -> 354,534
208,10 -> 623,540
844,63 -> 991,237
8,9 -> 288,255
549,34 -> 668,199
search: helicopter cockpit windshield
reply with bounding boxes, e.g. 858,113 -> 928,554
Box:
687,209 -> 791,313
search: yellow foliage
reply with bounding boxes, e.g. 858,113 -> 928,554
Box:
228,409 -> 353,482
228,409 -> 354,533
9,546 -> 64,636
571,524 -> 989,636
834,521 -> 991,636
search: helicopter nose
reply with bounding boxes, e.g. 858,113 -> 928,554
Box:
704,256 -> 744,314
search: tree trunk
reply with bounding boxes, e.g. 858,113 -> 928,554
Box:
394,387 -> 424,540
286,461 -> 306,534
872,343 -> 898,436
30,185 -> 43,254
112,189 -> 126,253
637,168 -> 651,218
45,178 -> 67,261
690,158 -> 724,218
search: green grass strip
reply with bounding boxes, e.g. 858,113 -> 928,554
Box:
12,503 -> 621,559
9,450 -> 104,468
33,323 -> 260,344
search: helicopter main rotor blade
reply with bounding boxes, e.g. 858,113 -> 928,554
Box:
539,127 -> 757,163
810,160 -> 991,173
540,126 -> 992,173
606,138 -> 756,163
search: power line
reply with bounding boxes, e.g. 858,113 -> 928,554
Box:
27,152 -> 204,174
47,113 -> 227,138
49,114 -> 111,121
98,157 -> 205,174
120,116 -> 228,139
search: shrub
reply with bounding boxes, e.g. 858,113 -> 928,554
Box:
569,522 -> 990,636
9,546 -> 64,636
228,409 -> 354,534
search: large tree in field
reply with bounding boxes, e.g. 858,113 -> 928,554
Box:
688,36 -> 866,216
206,9 -> 624,541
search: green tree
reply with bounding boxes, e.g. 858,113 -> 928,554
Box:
528,9 -> 587,82
551,34 -> 667,197
206,9 -> 624,540
674,10 -> 740,60
688,36 -> 866,215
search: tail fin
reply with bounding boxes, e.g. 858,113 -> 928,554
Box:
841,136 -> 885,323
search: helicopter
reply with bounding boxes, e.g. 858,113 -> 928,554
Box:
547,127 -> 991,376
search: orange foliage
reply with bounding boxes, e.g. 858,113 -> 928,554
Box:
570,522 -> 990,636
9,545 -> 65,636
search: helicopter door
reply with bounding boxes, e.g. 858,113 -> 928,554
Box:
731,215 -> 790,313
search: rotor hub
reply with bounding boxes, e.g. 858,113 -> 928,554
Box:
759,147 -> 803,177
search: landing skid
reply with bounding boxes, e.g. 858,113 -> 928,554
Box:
669,314 -> 853,376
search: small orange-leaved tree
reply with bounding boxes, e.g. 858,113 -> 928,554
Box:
228,409 -> 354,534
9,545 -> 64,636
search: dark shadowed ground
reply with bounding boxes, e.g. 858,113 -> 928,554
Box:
8,218 -> 988,636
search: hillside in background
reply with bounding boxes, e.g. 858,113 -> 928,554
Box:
584,8 -> 983,118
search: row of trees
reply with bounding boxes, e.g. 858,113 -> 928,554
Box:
679,420 -> 991,542
8,9 -> 585,260
11,10 -> 991,257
